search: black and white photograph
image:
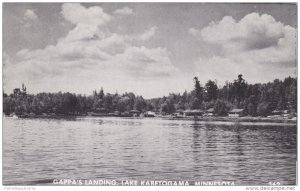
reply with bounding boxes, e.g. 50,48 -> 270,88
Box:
2,2 -> 298,189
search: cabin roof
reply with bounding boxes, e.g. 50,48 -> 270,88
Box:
146,111 -> 155,114
206,108 -> 214,112
184,109 -> 204,113
230,109 -> 244,113
272,110 -> 283,113
130,110 -> 140,113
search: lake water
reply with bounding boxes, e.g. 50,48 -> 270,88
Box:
2,117 -> 297,186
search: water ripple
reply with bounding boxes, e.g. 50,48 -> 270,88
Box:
2,117 -> 296,186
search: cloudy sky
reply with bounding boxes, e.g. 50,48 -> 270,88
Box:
3,3 -> 297,98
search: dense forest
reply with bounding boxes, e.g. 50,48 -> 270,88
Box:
3,75 -> 297,117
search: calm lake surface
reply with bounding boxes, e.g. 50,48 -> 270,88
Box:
3,117 -> 297,185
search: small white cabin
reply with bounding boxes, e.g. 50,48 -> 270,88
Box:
145,111 -> 155,117
206,108 -> 214,116
183,109 -> 204,117
228,109 -> 243,117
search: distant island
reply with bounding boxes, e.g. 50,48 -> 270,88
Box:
3,75 -> 297,123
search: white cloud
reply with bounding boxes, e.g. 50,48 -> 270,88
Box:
200,13 -> 289,53
24,9 -> 38,21
61,3 -> 110,26
188,28 -> 199,36
60,3 -> 112,42
140,26 -> 157,41
113,6 -> 134,16
113,46 -> 176,79
13,36 -> 176,80
22,9 -> 38,27
4,3 -> 177,96
192,12 -> 296,84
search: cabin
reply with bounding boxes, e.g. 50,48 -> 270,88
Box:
113,111 -> 120,116
121,111 -> 131,117
271,110 -> 283,116
89,108 -> 109,116
145,111 -> 155,117
172,110 -> 184,118
177,109 -> 184,114
99,108 -> 109,113
108,111 -> 120,116
228,109 -> 244,117
206,108 -> 214,116
130,110 -> 140,117
94,108 -> 109,114
267,110 -> 289,118
183,109 -> 204,117
282,110 -> 289,118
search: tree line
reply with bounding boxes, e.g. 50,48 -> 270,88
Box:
3,75 -> 297,117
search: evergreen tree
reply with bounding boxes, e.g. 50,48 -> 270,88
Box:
233,74 -> 247,108
192,77 -> 203,109
205,80 -> 218,101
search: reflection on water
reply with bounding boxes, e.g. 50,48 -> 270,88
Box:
2,117 -> 297,185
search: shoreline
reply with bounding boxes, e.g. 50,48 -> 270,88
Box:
166,116 -> 297,124
5,114 -> 297,124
